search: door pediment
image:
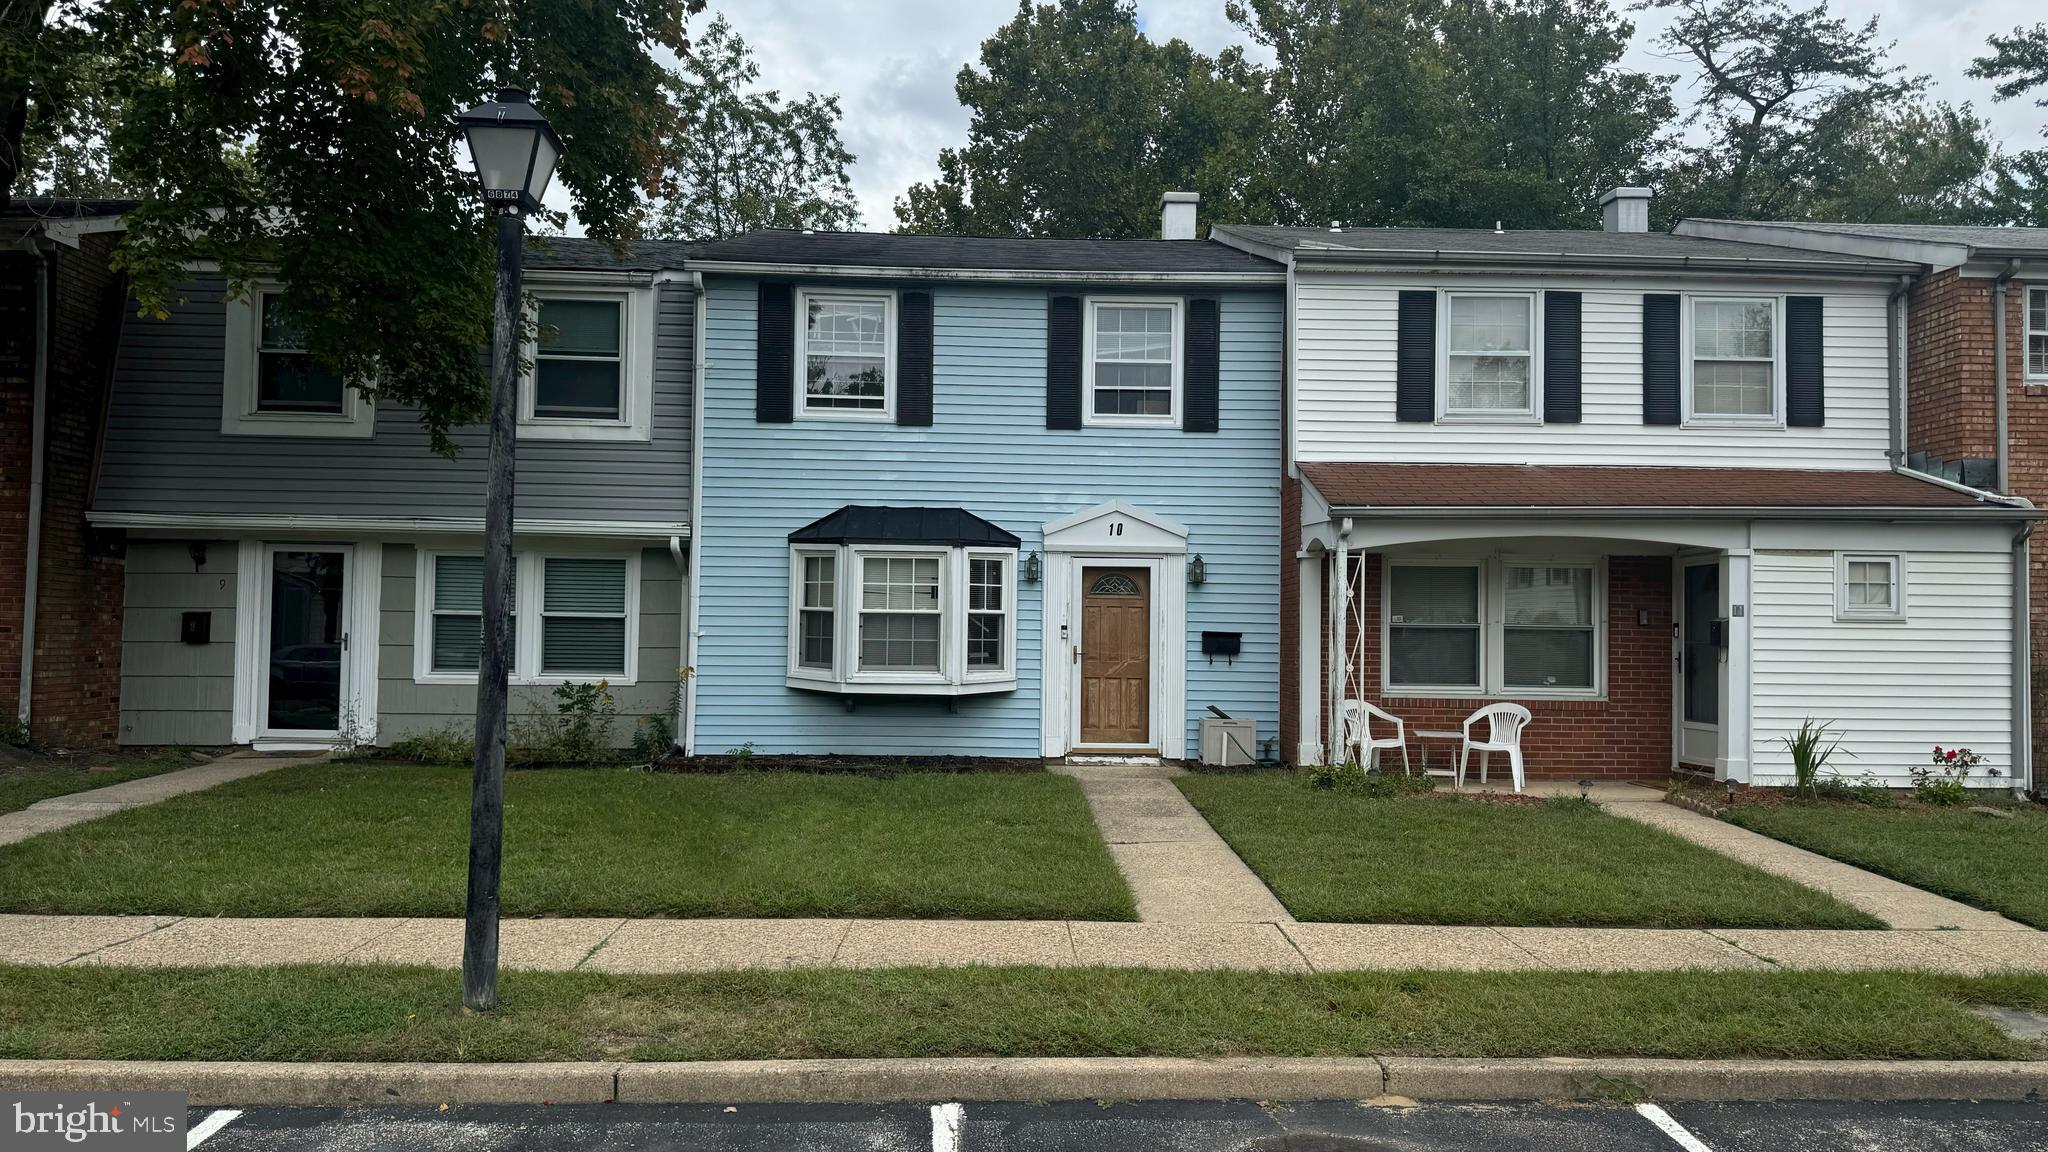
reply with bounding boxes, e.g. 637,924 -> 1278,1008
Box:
1042,500 -> 1188,555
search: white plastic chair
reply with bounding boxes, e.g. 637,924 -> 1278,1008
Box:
1340,699 -> 1412,775
1456,702 -> 1531,793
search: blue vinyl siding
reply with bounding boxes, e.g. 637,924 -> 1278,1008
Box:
694,279 -> 1282,757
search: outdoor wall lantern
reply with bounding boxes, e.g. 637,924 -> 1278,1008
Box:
1023,550 -> 1041,584
1187,553 -> 1207,586
457,89 -> 562,213
187,541 -> 207,570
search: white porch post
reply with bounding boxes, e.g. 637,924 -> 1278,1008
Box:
1329,532 -> 1351,758
1297,551 -> 1324,765
1723,550 -> 1753,783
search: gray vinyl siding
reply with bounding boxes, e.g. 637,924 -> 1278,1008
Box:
118,540 -> 236,745
375,543 -> 685,747
94,275 -> 693,521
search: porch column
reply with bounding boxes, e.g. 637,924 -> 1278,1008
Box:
1724,550 -> 1752,783
1297,552 -> 1324,765
1329,532 -> 1350,757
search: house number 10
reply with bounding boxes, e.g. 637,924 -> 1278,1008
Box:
1107,521 -> 1124,536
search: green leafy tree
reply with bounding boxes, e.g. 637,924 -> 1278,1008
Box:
1971,23 -> 2048,225
6,0 -> 701,450
1643,0 -> 1995,223
894,0 -> 1259,238
652,15 -> 859,240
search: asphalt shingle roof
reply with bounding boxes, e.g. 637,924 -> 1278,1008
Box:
1300,462 -> 2000,511
522,236 -> 689,272
1214,224 -> 1913,269
687,229 -> 1284,275
1685,220 -> 2048,255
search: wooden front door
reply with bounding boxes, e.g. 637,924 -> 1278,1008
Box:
1080,567 -> 1151,746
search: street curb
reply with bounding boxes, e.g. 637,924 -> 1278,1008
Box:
3,1057 -> 2046,1105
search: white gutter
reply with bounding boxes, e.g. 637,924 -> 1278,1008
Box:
1893,465 -> 2035,508
684,270 -> 707,756
1888,275 -> 1913,466
85,511 -> 692,538
2015,521 -> 2035,796
1320,502 -> 2034,521
682,259 -> 1285,286
16,236 -> 49,729
1995,260 -> 2020,492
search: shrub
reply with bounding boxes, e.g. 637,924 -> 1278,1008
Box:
1913,745 -> 1999,806
379,723 -> 474,765
1305,760 -> 1435,798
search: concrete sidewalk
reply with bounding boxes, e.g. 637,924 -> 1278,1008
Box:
4,913 -> 2043,975
0,751 -> 318,847
1055,763 -> 1293,923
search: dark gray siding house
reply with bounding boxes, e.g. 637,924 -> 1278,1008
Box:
93,238 -> 694,748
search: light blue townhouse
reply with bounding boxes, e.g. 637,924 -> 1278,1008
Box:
683,197 -> 1289,760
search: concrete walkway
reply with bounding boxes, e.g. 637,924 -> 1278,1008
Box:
0,751 -> 319,847
5,913 -> 2044,975
1055,763 -> 1293,923
1588,786 -> 2023,930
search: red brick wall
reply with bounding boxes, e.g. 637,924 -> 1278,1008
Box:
1335,553 -> 1674,780
1908,270 -> 2048,786
0,236 -> 126,747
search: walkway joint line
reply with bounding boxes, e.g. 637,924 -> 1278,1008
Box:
61,916 -> 186,966
574,920 -> 629,970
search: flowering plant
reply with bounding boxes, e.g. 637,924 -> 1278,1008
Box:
1913,745 -> 1999,805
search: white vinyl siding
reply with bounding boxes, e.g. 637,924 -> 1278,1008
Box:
1750,546 -> 2013,788
1293,272 -> 1892,468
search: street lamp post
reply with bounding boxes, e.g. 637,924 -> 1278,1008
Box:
455,88 -> 560,1012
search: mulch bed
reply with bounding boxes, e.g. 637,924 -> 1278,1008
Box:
653,752 -> 1047,775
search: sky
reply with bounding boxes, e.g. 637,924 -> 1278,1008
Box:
568,1 -> 2048,233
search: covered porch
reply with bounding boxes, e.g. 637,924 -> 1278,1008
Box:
1291,462 -> 2032,790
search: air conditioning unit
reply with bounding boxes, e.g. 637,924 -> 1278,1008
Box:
1199,716 -> 1258,767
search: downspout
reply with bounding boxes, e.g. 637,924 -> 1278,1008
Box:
1888,275 -> 1912,467
668,533 -> 686,752
2016,520 -> 2034,797
684,270 -> 707,756
1995,260 -> 2020,493
17,236 -> 50,730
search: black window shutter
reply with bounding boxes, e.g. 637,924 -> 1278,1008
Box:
1786,295 -> 1825,427
1542,291 -> 1582,424
1395,290 -> 1436,422
755,282 -> 794,423
1642,293 -> 1681,426
1046,294 -> 1082,430
897,289 -> 934,427
1183,296 -> 1220,433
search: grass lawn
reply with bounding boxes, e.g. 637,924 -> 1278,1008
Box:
0,752 -> 200,816
0,762 -> 1134,921
1726,800 -> 2048,929
1176,775 -> 1878,928
0,964 -> 2038,1063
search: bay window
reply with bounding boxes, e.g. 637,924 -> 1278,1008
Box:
415,550 -> 638,684
787,544 -> 1018,694
1385,557 -> 1603,697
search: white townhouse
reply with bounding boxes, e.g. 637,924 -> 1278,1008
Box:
1213,189 -> 2037,791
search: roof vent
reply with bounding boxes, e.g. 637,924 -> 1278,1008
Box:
1600,187 -> 1651,233
1160,191 -> 1199,240
1328,221 -> 1342,233
1493,221 -> 1504,234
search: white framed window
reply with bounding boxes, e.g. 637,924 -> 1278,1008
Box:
1084,297 -> 1182,426
413,549 -> 639,684
519,283 -> 655,442
797,288 -> 895,419
2028,286 -> 2047,382
1685,296 -> 1781,424
1384,556 -> 1604,698
1836,552 -> 1905,622
221,283 -> 375,438
1441,292 -> 1537,419
786,543 -> 1018,694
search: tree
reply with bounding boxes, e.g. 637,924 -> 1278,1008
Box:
652,15 -> 859,240
1971,23 -> 2048,225
7,0 -> 702,450
1642,0 -> 1994,223
894,0 -> 1260,238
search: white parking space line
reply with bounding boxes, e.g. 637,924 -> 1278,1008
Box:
1635,1103 -> 1714,1152
931,1101 -> 964,1152
187,1109 -> 243,1149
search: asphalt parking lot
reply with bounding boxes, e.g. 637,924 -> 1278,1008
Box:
184,1096 -> 2048,1151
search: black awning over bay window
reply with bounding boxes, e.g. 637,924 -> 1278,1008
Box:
789,506 -> 1021,549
